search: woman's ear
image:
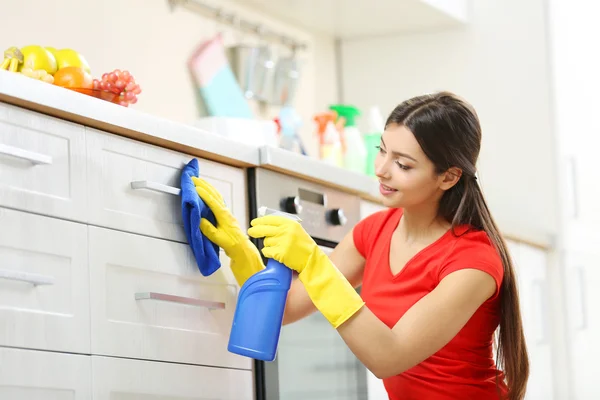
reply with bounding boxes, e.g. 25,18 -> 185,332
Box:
439,167 -> 462,191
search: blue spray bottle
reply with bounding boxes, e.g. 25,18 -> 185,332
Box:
227,206 -> 300,361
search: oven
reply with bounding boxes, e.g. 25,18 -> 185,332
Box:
248,168 -> 368,400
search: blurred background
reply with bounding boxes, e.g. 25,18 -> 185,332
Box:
1,0 -> 597,399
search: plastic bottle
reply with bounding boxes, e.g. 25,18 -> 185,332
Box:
329,104 -> 366,174
314,111 -> 343,167
227,206 -> 300,362
364,106 -> 384,177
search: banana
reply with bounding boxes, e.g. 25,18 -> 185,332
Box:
1,47 -> 23,72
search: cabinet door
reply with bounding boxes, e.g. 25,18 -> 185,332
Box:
0,102 -> 87,222
564,249 -> 600,399
0,207 -> 90,353
89,225 -> 250,370
511,242 -> 554,400
86,128 -> 246,243
0,347 -> 91,399
560,150 -> 600,228
91,355 -> 254,399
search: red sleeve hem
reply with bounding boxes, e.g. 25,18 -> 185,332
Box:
439,262 -> 503,299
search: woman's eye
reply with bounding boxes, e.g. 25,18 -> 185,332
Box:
376,145 -> 385,154
395,161 -> 411,171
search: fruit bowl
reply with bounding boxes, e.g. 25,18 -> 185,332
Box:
68,88 -> 122,104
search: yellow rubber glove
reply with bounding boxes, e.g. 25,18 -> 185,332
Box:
247,215 -> 365,328
192,177 -> 264,287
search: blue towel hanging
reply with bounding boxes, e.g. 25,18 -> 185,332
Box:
181,158 -> 221,276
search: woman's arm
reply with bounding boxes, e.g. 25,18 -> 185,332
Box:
283,229 -> 366,325
248,214 -> 498,378
336,268 -> 497,378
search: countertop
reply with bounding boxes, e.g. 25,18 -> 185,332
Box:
0,70 -> 382,202
0,70 -> 260,167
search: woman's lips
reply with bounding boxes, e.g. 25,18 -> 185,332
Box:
379,183 -> 398,196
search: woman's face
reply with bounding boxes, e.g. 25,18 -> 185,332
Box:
374,123 -> 452,209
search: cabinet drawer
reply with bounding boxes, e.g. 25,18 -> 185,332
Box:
89,225 -> 251,370
92,355 -> 254,399
86,128 -> 247,243
0,347 -> 91,399
0,207 -> 90,353
0,102 -> 87,222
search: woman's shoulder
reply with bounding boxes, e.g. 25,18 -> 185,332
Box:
437,227 -> 505,297
352,208 -> 401,258
446,227 -> 502,262
439,227 -> 504,283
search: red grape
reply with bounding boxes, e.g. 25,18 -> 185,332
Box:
95,69 -> 142,107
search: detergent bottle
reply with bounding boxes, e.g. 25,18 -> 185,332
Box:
329,104 -> 366,174
314,111 -> 342,167
227,206 -> 300,362
364,106 -> 384,177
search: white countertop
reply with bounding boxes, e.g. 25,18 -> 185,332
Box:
0,70 -> 260,167
0,70 -> 381,202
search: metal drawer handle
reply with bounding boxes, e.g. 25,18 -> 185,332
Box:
135,292 -> 225,310
130,180 -> 181,196
0,268 -> 56,286
0,143 -> 53,165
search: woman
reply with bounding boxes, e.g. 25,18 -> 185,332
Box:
193,91 -> 529,400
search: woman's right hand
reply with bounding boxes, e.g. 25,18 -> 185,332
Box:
192,177 -> 264,286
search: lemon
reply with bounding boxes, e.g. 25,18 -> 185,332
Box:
20,45 -> 57,75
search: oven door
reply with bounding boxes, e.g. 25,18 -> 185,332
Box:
263,245 -> 369,400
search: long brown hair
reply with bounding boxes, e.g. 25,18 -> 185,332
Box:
385,92 -> 529,400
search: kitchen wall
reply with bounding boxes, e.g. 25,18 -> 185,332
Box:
0,0 -> 337,158
339,0 -> 557,245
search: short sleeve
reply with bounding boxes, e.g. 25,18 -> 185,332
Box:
438,231 -> 504,299
352,208 -> 396,258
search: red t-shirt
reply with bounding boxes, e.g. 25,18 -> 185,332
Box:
353,208 -> 508,400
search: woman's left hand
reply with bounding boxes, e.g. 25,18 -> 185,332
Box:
248,215 -> 365,329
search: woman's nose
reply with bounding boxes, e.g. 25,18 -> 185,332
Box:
375,159 -> 390,179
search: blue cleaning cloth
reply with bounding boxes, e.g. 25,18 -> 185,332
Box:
181,158 -> 221,276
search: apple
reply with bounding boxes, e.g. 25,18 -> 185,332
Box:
51,48 -> 91,74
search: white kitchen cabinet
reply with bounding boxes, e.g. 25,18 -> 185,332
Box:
563,249 -> 600,400
0,102 -> 87,222
91,355 -> 254,399
508,241 -> 554,400
88,225 -> 251,370
86,128 -> 247,243
0,207 -> 90,354
0,347 -> 92,399
559,150 -> 600,229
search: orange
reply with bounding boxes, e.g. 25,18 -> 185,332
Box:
53,66 -> 93,89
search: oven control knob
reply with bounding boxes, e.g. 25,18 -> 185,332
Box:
282,196 -> 302,214
327,208 -> 347,226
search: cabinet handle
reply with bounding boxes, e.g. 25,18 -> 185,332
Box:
135,292 -> 225,310
0,143 -> 52,165
567,156 -> 579,219
575,266 -> 588,330
130,180 -> 181,196
532,279 -> 548,345
0,269 -> 56,286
